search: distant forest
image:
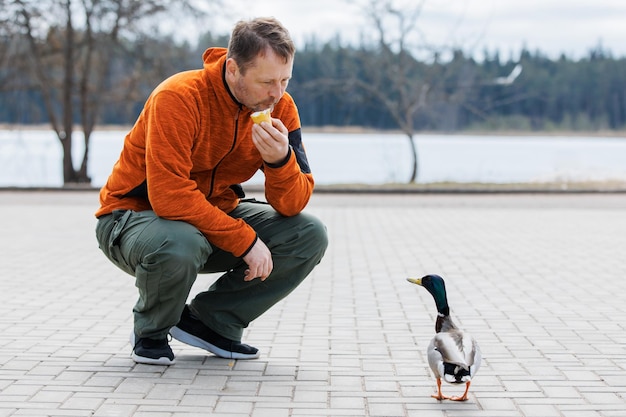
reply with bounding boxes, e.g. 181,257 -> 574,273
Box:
1,32 -> 625,133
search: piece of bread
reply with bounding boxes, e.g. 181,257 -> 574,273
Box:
250,108 -> 271,124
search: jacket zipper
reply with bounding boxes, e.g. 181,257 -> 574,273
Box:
208,106 -> 241,198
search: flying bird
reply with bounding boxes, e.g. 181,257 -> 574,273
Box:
493,63 -> 523,85
407,274 -> 481,401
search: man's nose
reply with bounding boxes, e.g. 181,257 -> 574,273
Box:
269,82 -> 283,99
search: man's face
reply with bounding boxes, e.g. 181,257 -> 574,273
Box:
226,49 -> 293,112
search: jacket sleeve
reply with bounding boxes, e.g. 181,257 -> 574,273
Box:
144,90 -> 257,257
262,99 -> 315,216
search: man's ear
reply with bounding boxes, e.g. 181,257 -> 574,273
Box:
225,58 -> 239,78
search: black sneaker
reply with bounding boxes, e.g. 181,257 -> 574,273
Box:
130,332 -> 175,365
169,305 -> 260,360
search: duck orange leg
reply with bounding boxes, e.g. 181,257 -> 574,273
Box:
431,378 -> 450,401
449,381 -> 471,402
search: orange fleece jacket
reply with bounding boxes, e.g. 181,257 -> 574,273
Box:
95,48 -> 315,257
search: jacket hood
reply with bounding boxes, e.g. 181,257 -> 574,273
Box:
203,47 -> 228,68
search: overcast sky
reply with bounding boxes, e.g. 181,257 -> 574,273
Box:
200,0 -> 626,60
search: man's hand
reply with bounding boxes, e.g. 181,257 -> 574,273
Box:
242,238 -> 273,281
251,118 -> 289,164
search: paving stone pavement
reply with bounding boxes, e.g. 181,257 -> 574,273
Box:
1,190 -> 625,417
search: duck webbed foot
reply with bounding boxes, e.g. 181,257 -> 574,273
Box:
431,378 -> 450,401
431,379 -> 471,401
448,381 -> 471,401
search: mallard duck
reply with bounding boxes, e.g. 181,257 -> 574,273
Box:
407,274 -> 481,401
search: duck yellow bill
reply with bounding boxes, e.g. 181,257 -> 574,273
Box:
406,277 -> 422,285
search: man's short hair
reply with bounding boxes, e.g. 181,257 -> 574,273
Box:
227,17 -> 296,74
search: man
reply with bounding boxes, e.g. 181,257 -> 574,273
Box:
95,17 -> 328,365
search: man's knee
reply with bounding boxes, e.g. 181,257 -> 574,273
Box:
293,213 -> 328,260
149,222 -> 210,270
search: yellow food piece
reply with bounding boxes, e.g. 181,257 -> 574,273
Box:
250,109 -> 271,124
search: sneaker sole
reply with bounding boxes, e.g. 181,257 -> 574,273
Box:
129,332 -> 175,365
170,326 -> 260,360
131,352 -> 175,366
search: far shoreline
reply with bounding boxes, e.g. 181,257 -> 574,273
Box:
1,123 -> 625,138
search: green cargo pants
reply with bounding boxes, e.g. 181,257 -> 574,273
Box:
95,199 -> 328,341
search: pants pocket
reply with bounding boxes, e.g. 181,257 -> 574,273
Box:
96,209 -> 133,270
110,209 -> 132,246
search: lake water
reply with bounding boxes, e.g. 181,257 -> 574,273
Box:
1,128 -> 626,187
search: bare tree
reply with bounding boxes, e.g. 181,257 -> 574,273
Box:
0,0 -> 214,185
344,0 -> 441,183
341,0 -> 486,183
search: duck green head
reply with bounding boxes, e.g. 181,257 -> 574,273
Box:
407,274 -> 450,316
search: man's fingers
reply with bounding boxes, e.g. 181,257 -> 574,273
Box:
243,263 -> 273,281
242,238 -> 273,281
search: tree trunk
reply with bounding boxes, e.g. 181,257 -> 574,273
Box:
407,133 -> 418,183
62,0 -> 76,185
61,132 -> 74,182
77,130 -> 92,183
61,0 -> 90,185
